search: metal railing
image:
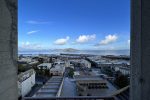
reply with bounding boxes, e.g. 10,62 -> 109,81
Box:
23,96 -> 115,100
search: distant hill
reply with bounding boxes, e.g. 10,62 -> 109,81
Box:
63,48 -> 79,52
54,48 -> 79,52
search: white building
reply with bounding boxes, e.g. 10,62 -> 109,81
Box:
81,59 -> 91,68
37,63 -> 52,69
74,71 -> 80,77
18,69 -> 35,97
50,64 -> 65,76
70,63 -> 74,69
18,57 -> 32,63
65,60 -> 70,68
54,61 -> 65,65
54,60 -> 71,68
29,61 -> 39,65
18,57 -> 39,65
114,66 -> 130,75
69,59 -> 91,68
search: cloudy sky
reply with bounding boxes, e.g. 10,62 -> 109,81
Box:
18,0 -> 130,51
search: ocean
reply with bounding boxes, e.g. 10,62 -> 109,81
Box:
18,50 -> 130,56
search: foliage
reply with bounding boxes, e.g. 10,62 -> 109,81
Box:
18,64 -> 26,73
38,58 -> 44,63
102,67 -> 114,77
68,68 -> 74,78
114,74 -> 129,88
18,64 -> 30,74
44,69 -> 50,77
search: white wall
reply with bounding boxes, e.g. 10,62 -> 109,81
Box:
82,60 -> 91,68
114,66 -> 130,75
20,73 -> 35,97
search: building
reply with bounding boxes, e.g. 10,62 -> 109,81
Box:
75,76 -> 108,96
81,59 -> 91,68
54,61 -> 65,65
54,60 -> 70,68
18,57 -> 32,63
18,69 -> 35,97
50,64 -> 65,76
70,59 -> 91,68
114,66 -> 130,75
65,60 -> 71,68
74,71 -> 80,76
28,61 -> 39,65
37,63 -> 52,70
69,63 -> 74,69
33,76 -> 64,97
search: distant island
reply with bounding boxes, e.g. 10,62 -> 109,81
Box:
54,48 -> 79,52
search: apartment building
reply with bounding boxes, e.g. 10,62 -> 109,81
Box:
18,69 -> 35,97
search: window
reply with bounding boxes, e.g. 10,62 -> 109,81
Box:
18,0 -> 130,99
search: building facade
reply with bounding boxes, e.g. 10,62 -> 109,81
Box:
50,64 -> 65,76
18,69 -> 36,97
75,76 -> 108,96
37,63 -> 52,69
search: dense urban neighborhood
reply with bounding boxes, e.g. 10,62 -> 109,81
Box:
18,53 -> 130,100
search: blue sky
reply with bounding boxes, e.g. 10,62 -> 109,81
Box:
18,0 -> 130,51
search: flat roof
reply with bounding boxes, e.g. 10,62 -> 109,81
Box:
33,93 -> 56,97
38,63 -> 52,66
33,76 -> 63,97
74,76 -> 105,81
38,89 -> 58,93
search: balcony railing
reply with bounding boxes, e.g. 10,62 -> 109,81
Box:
23,96 -> 115,100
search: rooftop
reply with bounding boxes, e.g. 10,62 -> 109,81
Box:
74,76 -> 105,81
33,76 -> 63,97
18,69 -> 35,82
50,64 -> 65,71
38,63 -> 52,67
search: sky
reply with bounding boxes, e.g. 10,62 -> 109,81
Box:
18,0 -> 130,51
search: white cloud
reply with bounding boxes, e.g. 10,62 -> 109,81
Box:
19,42 -> 42,50
128,39 -> 130,44
99,34 -> 118,45
27,30 -> 39,35
76,34 -> 96,43
54,36 -> 70,45
26,20 -> 49,24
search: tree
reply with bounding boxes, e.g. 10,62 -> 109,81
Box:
114,74 -> 129,88
38,58 -> 44,63
68,68 -> 74,78
45,69 -> 50,77
49,57 -> 53,63
18,64 -> 26,73
102,67 -> 114,77
18,64 -> 31,74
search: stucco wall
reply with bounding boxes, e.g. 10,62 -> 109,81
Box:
0,0 -> 18,100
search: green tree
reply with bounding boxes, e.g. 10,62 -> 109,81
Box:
114,74 -> 129,88
45,69 -> 50,77
18,64 -> 26,73
68,68 -> 74,78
